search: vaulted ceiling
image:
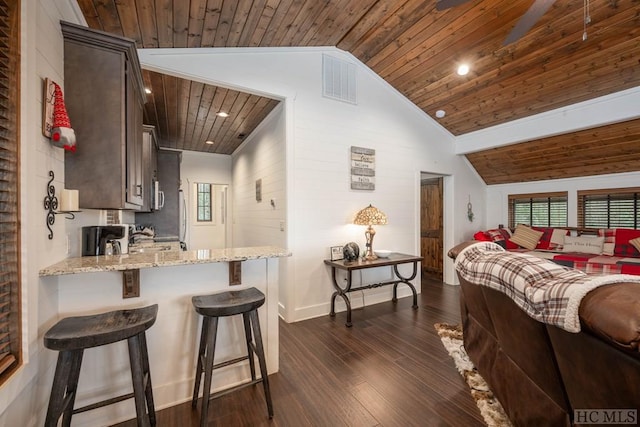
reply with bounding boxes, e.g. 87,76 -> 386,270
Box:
76,0 -> 640,183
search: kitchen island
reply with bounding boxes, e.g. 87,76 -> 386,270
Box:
40,246 -> 290,427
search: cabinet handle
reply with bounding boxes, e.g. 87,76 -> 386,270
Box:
136,184 -> 143,196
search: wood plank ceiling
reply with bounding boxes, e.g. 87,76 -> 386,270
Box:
76,0 -> 640,183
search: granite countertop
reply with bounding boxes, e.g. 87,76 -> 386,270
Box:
40,246 -> 291,277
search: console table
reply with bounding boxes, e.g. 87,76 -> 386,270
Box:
324,253 -> 422,327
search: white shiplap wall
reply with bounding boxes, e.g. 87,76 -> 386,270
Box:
232,102 -> 287,249
231,102 -> 288,316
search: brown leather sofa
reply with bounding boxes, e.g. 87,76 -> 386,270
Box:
448,241 -> 640,426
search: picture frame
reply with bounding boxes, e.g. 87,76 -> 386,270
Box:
330,246 -> 344,261
350,146 -> 375,190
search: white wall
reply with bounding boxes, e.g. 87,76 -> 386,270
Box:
232,102 -> 287,249
180,150 -> 232,250
231,103 -> 288,316
486,171 -> 640,227
139,47 -> 487,323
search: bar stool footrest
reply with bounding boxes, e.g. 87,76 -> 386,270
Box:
208,355 -> 250,371
72,372 -> 151,415
207,377 -> 265,401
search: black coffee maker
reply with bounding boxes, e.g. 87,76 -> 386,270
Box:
81,226 -> 126,256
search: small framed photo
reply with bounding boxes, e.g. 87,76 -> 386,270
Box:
330,246 -> 344,261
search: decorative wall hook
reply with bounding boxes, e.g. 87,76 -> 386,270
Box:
44,170 -> 77,239
44,171 -> 58,239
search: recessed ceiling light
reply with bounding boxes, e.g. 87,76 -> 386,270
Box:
457,64 -> 470,76
205,140 -> 214,145
216,111 -> 229,118
144,87 -> 152,94
435,110 -> 446,118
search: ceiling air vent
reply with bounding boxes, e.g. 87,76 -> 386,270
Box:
322,54 -> 357,105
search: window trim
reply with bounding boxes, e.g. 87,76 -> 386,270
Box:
196,183 -> 213,223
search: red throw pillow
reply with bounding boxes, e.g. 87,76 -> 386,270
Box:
486,228 -> 519,249
474,231 -> 491,241
504,238 -> 519,249
614,228 -> 640,257
532,227 -> 554,250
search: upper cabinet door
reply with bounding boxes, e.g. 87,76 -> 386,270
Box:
61,21 -> 146,210
126,64 -> 144,207
140,125 -> 159,212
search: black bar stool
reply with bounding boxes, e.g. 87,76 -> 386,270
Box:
191,287 -> 273,426
43,304 -> 158,427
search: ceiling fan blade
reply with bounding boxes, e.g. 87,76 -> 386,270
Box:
503,0 -> 557,45
436,0 -> 474,11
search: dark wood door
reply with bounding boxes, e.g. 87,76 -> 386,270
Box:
421,178 -> 443,279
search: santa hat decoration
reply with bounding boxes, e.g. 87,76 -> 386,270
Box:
50,82 -> 76,152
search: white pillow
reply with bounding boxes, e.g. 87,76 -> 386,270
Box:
562,236 -> 604,255
549,228 -> 568,249
602,242 -> 615,256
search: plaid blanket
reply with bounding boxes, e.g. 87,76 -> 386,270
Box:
454,242 -> 640,333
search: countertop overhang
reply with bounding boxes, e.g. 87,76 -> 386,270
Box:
40,246 -> 291,276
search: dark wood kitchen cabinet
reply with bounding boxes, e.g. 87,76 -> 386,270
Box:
140,125 -> 158,212
61,21 -> 146,210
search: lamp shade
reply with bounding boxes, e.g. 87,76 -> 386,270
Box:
353,204 -> 387,226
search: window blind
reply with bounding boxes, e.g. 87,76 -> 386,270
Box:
0,0 -> 21,382
578,188 -> 640,229
508,192 -> 568,228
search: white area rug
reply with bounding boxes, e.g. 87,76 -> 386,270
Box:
434,323 -> 513,427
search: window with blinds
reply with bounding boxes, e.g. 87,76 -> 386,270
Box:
0,0 -> 21,382
578,188 -> 640,229
508,192 -> 568,228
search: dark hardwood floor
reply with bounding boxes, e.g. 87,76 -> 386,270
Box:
113,279 -> 485,426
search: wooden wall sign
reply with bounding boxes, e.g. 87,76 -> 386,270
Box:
351,146 -> 375,190
42,78 -> 55,138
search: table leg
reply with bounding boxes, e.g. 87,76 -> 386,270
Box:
330,291 -> 337,317
393,262 -> 419,309
329,267 -> 353,327
330,290 -> 353,322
